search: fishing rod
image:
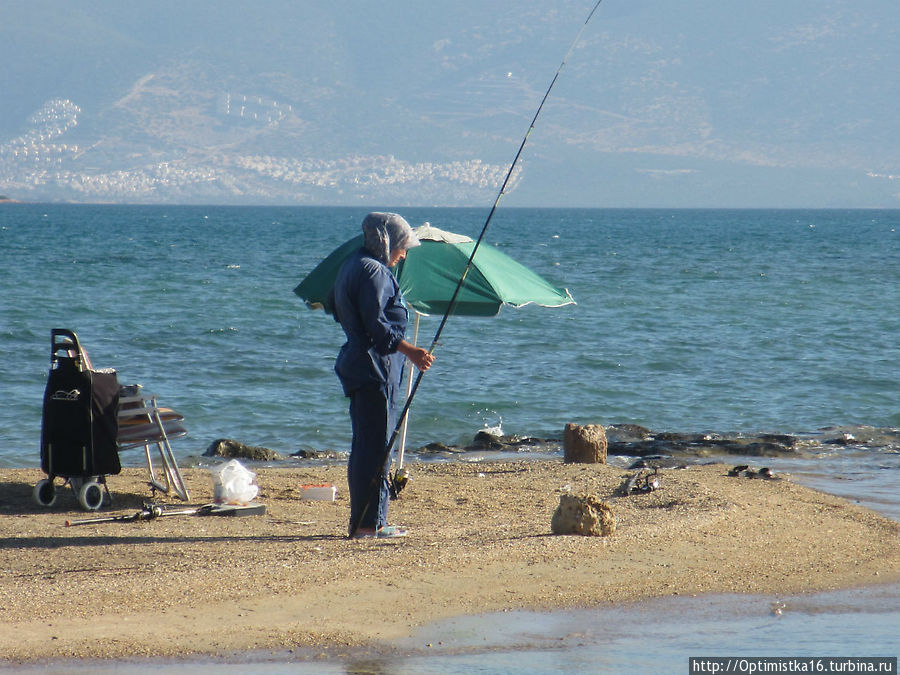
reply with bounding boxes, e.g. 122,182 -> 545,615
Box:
64,502 -> 206,527
64,501 -> 266,526
350,0 -> 605,537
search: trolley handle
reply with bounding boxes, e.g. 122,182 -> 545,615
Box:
51,328 -> 90,371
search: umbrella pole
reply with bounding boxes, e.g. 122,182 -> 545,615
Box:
397,311 -> 420,470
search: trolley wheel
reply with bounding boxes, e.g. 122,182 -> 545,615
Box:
77,481 -> 104,511
33,479 -> 56,507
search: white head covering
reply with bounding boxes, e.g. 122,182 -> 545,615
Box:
361,212 -> 420,264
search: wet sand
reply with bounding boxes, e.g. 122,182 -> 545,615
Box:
0,461 -> 897,663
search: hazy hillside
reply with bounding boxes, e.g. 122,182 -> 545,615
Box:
1,1 -> 897,206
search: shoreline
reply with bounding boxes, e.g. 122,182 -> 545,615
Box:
1,461 -> 898,663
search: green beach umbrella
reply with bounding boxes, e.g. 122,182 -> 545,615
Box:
293,223 -> 575,316
294,223 -> 575,471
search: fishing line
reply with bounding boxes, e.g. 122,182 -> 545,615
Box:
350,0 -> 604,537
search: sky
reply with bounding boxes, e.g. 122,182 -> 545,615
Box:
0,0 -> 898,208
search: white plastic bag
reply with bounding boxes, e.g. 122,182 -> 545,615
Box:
210,459 -> 259,505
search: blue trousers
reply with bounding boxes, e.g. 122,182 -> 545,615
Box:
347,385 -> 397,532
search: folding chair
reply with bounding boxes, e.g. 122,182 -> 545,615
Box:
117,384 -> 191,501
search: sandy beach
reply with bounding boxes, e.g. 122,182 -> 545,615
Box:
1,460 -> 898,664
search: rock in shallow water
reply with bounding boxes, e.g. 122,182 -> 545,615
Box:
204,438 -> 281,461
563,423 -> 607,464
604,425 -> 800,457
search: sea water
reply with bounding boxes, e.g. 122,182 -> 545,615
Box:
2,205 -> 898,461
1,205 -> 898,672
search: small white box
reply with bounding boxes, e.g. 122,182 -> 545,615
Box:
300,484 -> 337,501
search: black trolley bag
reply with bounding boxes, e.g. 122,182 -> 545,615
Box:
35,329 -> 120,511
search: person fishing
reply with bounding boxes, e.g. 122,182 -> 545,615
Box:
338,2 -> 604,539
331,212 -> 434,538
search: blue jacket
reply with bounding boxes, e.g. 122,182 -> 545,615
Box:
332,248 -> 408,397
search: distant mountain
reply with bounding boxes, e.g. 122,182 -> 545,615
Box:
0,2 -> 542,204
1,1 -> 898,207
